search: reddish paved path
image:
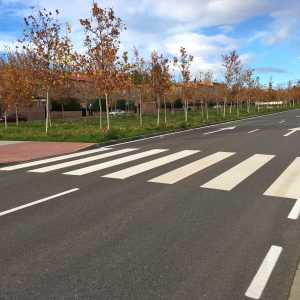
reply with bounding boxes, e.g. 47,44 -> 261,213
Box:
0,141 -> 95,163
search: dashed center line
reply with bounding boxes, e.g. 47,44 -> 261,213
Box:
245,245 -> 282,299
248,129 -> 260,133
278,120 -> 285,124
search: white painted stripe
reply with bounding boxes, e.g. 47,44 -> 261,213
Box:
103,150 -> 200,179
63,149 -> 168,176
245,245 -> 282,299
248,129 -> 260,133
0,147 -> 112,171
148,152 -> 235,184
201,154 -> 275,191
264,158 -> 300,199
28,148 -> 138,173
279,120 -> 285,124
0,188 -> 79,217
288,199 -> 300,219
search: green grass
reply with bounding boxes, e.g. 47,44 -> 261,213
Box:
0,105 -> 299,143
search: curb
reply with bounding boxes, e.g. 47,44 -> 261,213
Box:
289,261 -> 300,300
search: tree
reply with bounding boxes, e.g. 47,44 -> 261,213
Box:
20,8 -> 75,134
1,50 -> 35,127
221,50 -> 241,117
243,69 -> 255,113
150,51 -> 172,126
173,47 -> 194,123
132,47 -> 148,125
80,2 -> 125,131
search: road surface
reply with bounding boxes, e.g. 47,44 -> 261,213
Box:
1,109 -> 300,299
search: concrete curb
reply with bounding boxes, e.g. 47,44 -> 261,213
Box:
289,261 -> 300,300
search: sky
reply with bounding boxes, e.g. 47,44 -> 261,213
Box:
1,0 -> 300,86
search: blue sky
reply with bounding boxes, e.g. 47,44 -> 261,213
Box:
1,0 -> 300,86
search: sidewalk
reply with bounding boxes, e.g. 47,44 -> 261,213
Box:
0,141 -> 95,164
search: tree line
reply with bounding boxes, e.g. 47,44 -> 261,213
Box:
0,2 -> 299,132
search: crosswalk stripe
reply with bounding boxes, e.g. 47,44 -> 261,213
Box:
201,154 -> 275,191
148,152 -> 236,184
0,147 -> 112,171
28,148 -> 138,173
63,149 -> 169,176
263,157 -> 300,199
102,150 -> 200,179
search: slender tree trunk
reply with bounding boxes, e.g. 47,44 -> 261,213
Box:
236,94 -> 239,118
206,101 -> 209,121
139,90 -> 143,126
184,101 -> 188,123
46,90 -> 49,134
247,96 -> 250,114
229,102 -> 232,115
99,97 -> 102,130
85,100 -> 88,121
105,92 -> 110,130
15,106 -> 19,126
62,104 -> 65,119
157,95 -> 160,126
4,110 -> 7,130
164,95 -> 167,125
223,90 -> 227,117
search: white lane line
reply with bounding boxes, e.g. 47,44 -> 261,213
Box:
28,148 -> 138,173
201,154 -> 275,191
245,245 -> 282,299
0,147 -> 112,171
278,120 -> 285,124
63,149 -> 168,176
148,152 -> 235,184
288,199 -> 300,219
296,116 -> 300,118
264,157 -> 300,199
248,129 -> 260,133
0,188 -> 79,217
103,150 -> 200,179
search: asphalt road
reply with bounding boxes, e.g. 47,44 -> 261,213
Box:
1,109 -> 300,299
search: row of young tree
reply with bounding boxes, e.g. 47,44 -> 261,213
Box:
0,2 -> 300,133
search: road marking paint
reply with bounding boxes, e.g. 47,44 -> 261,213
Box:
201,154 -> 275,191
106,110 -> 296,148
148,152 -> 235,184
296,116 -> 300,118
288,199 -> 300,219
283,127 -> 300,137
203,126 -> 236,135
0,188 -> 79,217
0,147 -> 112,171
28,148 -> 138,173
248,129 -> 260,133
264,157 -> 300,199
63,149 -> 168,176
245,245 -> 282,299
278,120 -> 285,124
103,150 -> 200,179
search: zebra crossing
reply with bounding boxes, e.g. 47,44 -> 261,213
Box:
1,147 -> 300,200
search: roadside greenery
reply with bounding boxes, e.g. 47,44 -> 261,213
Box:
0,105 -> 298,143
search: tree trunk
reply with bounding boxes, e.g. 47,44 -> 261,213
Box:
15,106 -> 19,126
164,95 -> 167,125
236,94 -> 239,118
62,104 -> 65,119
105,92 -> 110,130
223,90 -> 227,117
184,100 -> 188,123
206,101 -> 209,121
157,95 -> 160,126
99,97 -> 102,129
46,90 -> 49,134
4,110 -> 7,130
139,90 -> 143,126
